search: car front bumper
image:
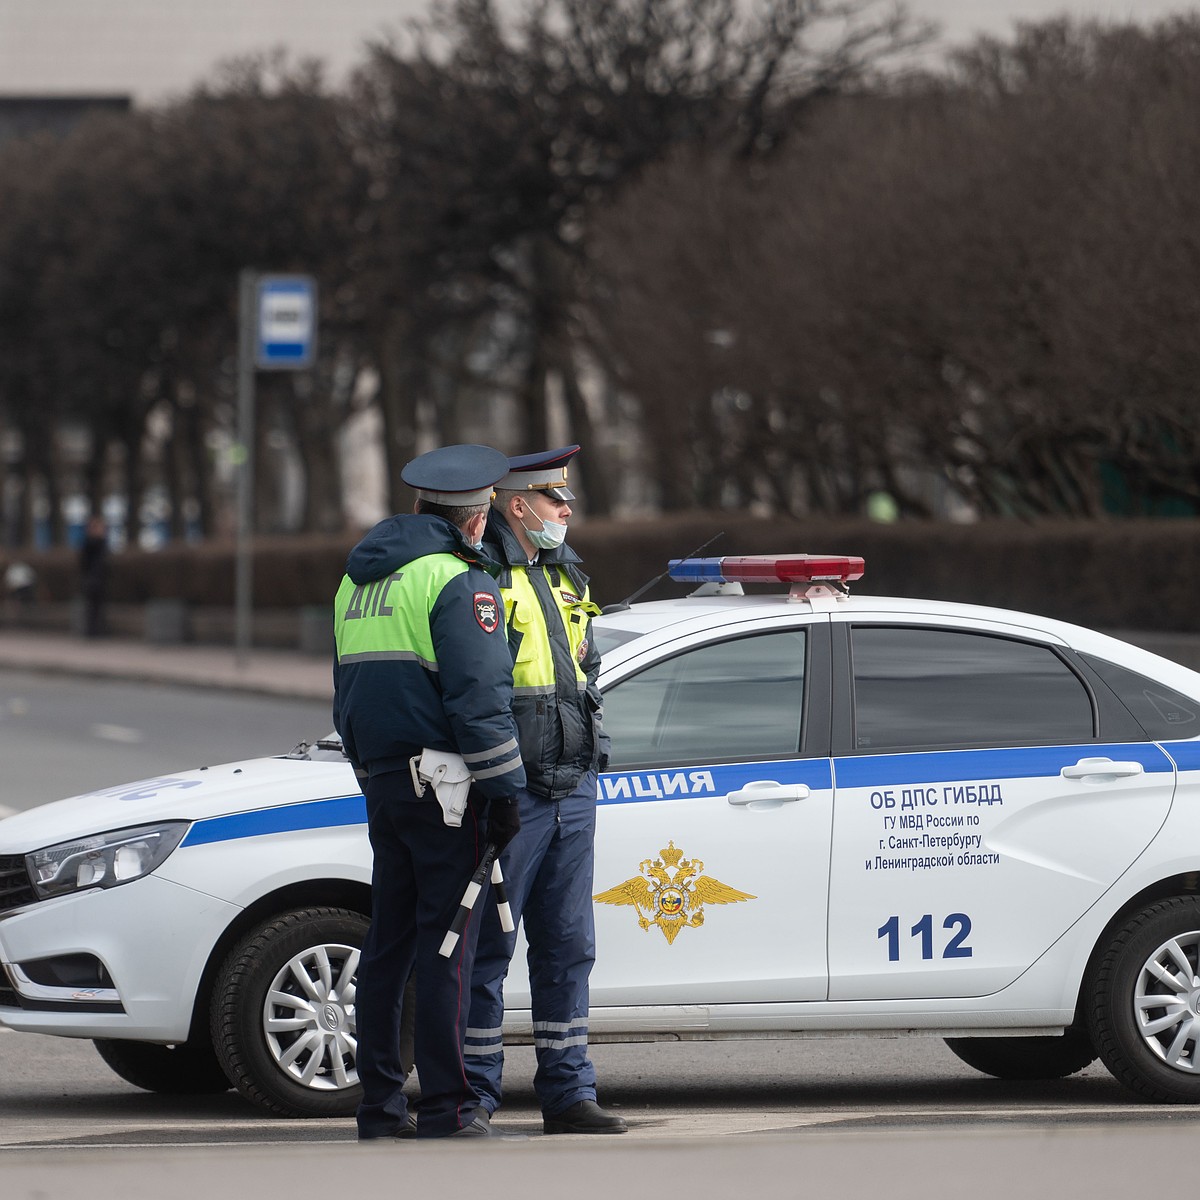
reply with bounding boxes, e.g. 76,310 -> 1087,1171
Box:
0,873 -> 240,1042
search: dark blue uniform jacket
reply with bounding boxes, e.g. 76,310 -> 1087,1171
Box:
332,513 -> 525,803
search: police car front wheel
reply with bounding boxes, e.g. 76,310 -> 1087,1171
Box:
211,906 -> 369,1118
1088,896 -> 1200,1103
93,1034 -> 233,1095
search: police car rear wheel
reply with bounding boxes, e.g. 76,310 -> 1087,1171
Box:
211,907 -> 368,1118
93,1035 -> 233,1094
1088,896 -> 1200,1103
942,1030 -> 1095,1080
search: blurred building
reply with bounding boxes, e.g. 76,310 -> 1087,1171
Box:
1,1 -> 1192,109
0,0 -> 418,106
0,95 -> 131,145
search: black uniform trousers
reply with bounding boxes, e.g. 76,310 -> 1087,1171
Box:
355,768 -> 486,1139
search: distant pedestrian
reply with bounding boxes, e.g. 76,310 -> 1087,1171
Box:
4,560 -> 36,624
79,515 -> 109,638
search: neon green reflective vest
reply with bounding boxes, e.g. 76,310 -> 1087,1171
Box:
334,554 -> 466,669
503,565 -> 598,695
493,553 -> 604,798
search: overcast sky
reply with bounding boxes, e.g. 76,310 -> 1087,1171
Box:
0,0 -> 1195,104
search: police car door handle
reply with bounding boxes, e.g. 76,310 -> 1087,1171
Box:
1060,758 -> 1145,781
727,781 -> 811,805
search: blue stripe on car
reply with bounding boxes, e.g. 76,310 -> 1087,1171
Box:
1160,741 -> 1200,771
179,741 -> 1183,846
832,743 -> 1174,789
597,758 -> 833,805
181,794 -> 367,847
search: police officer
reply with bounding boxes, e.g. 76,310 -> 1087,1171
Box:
464,445 -> 627,1135
333,444 -> 525,1141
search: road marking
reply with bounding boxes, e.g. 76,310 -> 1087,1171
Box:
89,724 -> 145,744
0,1103 -> 1195,1150
0,1143 -> 351,1152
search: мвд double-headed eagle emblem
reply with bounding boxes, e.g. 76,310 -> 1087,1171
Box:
593,841 -> 756,944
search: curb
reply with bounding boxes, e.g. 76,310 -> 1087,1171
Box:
0,632 -> 331,701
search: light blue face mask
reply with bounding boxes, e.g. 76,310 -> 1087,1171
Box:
522,507 -> 568,550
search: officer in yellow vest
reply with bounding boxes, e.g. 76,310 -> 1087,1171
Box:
464,445 -> 627,1135
334,444 -> 525,1140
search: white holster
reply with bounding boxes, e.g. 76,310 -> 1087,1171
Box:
409,749 -> 473,827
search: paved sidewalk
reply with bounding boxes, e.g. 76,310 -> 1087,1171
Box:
0,629 -> 331,700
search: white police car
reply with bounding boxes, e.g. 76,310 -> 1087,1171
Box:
4,553 -> 1200,1116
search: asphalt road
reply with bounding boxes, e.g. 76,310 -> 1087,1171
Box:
0,1021 -> 1184,1143
3,1025 -> 1200,1199
0,669 -> 333,811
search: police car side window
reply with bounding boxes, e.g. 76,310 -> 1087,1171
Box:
851,627 -> 1094,752
1080,654 -> 1200,741
603,630 -> 807,770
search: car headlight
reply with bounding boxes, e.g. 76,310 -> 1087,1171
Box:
26,822 -> 190,900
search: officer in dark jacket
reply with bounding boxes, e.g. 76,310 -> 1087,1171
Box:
334,444 -> 525,1141
464,446 -> 627,1135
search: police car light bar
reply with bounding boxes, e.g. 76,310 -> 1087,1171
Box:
668,555 -> 865,585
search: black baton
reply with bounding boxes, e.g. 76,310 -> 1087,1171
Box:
491,856 -> 515,933
439,842 -> 504,958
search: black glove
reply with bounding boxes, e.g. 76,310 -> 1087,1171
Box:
487,798 -> 521,851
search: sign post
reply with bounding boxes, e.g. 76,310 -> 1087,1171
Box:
255,275 -> 318,370
235,272 -> 318,664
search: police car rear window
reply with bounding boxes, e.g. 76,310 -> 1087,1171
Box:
1081,654 -> 1200,741
851,627 -> 1094,751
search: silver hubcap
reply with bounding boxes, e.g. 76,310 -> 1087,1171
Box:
1134,930 -> 1200,1073
262,943 -> 359,1091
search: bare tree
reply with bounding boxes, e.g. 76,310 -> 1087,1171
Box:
348,0 -> 929,513
593,15 -> 1200,517
0,56 -> 369,545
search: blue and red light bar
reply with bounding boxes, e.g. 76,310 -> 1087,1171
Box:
667,554 -> 865,585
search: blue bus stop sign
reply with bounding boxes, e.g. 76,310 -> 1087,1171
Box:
255,275 -> 317,369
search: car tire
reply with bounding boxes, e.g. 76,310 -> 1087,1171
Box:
93,1034 -> 232,1094
211,906 -> 368,1118
1087,896 -> 1200,1103
943,1030 -> 1096,1080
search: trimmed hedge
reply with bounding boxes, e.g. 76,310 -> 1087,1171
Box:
5,515 -> 1198,633
5,534 -> 354,609
577,515 -> 1200,632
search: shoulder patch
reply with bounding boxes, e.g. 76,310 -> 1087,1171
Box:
473,591 -> 500,633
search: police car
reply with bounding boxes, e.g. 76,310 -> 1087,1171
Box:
4,553 -> 1200,1117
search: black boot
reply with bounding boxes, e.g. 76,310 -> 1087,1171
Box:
543,1100 -> 628,1135
447,1110 -> 527,1140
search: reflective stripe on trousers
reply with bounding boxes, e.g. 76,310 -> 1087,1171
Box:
465,771 -> 599,1117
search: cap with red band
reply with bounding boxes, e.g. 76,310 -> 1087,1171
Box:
496,445 -> 579,502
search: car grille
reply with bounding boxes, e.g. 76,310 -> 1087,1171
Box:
0,854 -> 35,913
